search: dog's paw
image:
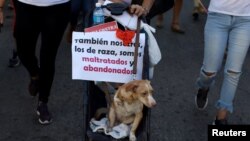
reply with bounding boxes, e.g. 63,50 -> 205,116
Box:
129,133 -> 136,141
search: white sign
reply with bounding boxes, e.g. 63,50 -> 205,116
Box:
72,31 -> 145,83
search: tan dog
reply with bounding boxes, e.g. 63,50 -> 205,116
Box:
108,80 -> 156,141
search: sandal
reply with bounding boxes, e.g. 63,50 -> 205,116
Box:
171,23 -> 185,34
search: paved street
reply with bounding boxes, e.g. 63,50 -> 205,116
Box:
1,1 -> 250,141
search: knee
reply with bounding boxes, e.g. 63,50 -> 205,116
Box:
227,70 -> 240,74
225,70 -> 241,79
202,69 -> 216,77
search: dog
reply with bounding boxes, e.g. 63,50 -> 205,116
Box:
108,79 -> 156,141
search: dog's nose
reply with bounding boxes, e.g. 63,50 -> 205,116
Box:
151,101 -> 157,107
148,96 -> 156,107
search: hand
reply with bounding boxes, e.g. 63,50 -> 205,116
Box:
129,4 -> 148,17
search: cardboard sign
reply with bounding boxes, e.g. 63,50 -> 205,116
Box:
72,31 -> 145,83
84,21 -> 118,32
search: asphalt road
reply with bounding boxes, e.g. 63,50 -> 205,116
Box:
1,1 -> 250,141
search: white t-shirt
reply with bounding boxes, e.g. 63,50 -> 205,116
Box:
208,0 -> 250,16
18,0 -> 70,6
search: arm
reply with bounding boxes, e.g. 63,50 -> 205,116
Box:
142,0 -> 154,14
0,0 -> 6,25
130,0 -> 155,17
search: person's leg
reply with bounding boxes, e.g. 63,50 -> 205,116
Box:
8,0 -> 21,68
193,0 -> 199,7
156,13 -> 164,28
192,0 -> 199,20
198,4 -> 206,14
15,1 -> 40,78
39,2 -> 70,104
215,15 -> 250,121
35,2 -> 70,125
192,0 -> 206,21
15,1 -> 41,96
195,12 -> 230,110
171,0 -> 184,33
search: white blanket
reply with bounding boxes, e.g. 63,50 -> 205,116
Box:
103,0 -> 162,79
90,117 -> 131,139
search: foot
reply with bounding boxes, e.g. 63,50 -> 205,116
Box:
8,50 -> 21,68
156,20 -> 163,28
37,101 -> 52,125
156,15 -> 164,28
192,7 -> 199,21
171,23 -> 185,34
8,57 -> 21,68
195,88 -> 209,110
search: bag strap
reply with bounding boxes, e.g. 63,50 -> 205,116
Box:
132,17 -> 141,79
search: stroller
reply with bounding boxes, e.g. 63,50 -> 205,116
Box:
74,1 -> 157,141
81,24 -> 151,141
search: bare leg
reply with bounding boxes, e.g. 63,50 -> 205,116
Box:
192,0 -> 206,21
192,0 -> 199,21
156,14 -> 164,28
171,0 -> 185,34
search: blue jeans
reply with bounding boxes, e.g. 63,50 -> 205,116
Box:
196,12 -> 250,113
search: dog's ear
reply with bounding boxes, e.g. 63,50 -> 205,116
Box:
125,83 -> 138,93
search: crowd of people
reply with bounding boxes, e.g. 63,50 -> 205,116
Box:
0,0 -> 249,130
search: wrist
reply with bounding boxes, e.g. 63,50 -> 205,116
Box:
142,6 -> 149,15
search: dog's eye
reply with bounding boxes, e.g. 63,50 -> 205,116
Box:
142,92 -> 147,96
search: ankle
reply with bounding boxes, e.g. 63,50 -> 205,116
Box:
216,109 -> 228,120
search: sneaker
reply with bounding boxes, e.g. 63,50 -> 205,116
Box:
195,88 -> 209,110
37,102 -> 52,125
8,50 -> 21,68
171,23 -> 185,34
212,117 -> 228,125
8,57 -> 21,67
29,78 -> 39,96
